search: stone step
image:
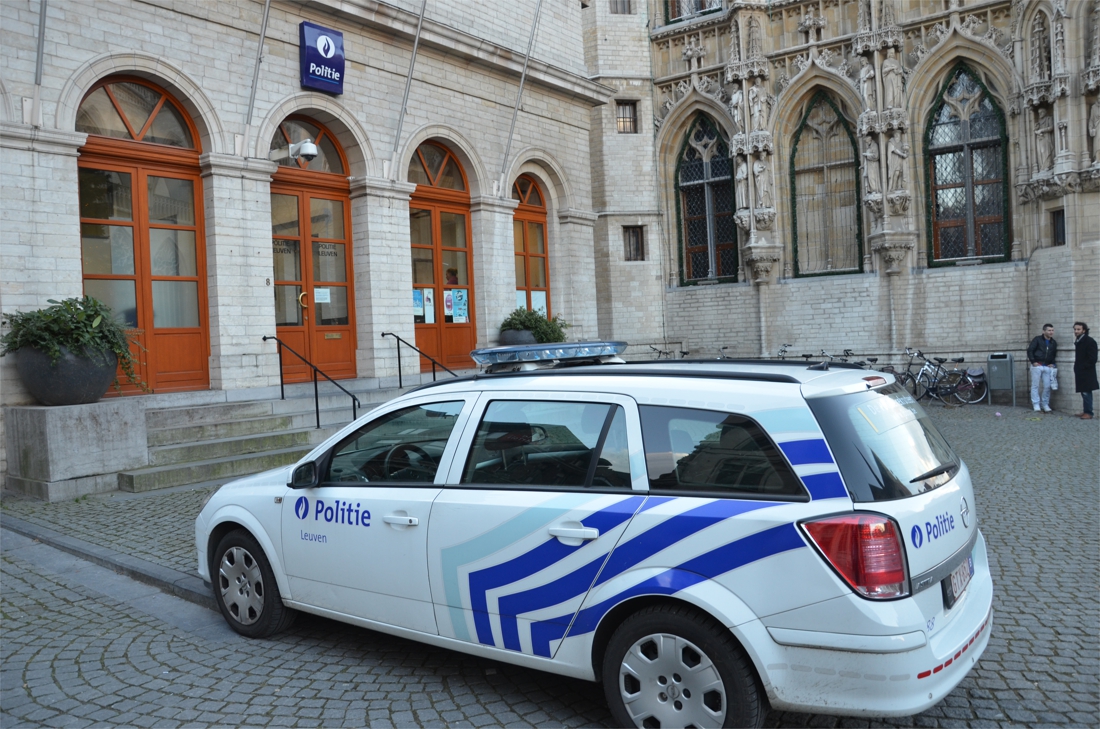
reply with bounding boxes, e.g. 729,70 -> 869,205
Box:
148,413 -> 299,447
118,445 -> 314,493
148,428 -> 333,467
145,400 -> 275,429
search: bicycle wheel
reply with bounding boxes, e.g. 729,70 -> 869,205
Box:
913,373 -> 932,401
969,377 -> 988,404
898,372 -> 920,398
950,372 -> 978,405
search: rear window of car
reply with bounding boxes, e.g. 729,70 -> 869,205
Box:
806,382 -> 960,502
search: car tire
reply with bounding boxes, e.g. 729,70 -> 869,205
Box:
602,605 -> 766,729
212,529 -> 296,638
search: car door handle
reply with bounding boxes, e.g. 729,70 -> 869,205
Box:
383,515 -> 419,526
548,526 -> 599,540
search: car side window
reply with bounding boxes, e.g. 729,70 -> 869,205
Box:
324,401 -> 464,484
461,400 -> 632,488
639,405 -> 804,497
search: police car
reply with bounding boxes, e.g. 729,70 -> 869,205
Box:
195,342 -> 992,728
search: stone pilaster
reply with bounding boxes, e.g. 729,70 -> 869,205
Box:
469,194 -> 520,347
554,208 -> 599,341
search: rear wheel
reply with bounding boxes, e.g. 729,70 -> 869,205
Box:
951,373 -> 980,405
212,530 -> 297,638
602,605 -> 765,729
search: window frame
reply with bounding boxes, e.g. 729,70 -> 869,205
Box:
511,175 -> 551,316
675,115 -> 738,284
616,100 -> 638,134
923,64 -> 1011,266
609,0 -> 634,14
623,226 -> 646,261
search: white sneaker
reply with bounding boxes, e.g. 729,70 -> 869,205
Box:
1033,405 -> 1041,411
1042,406 -> 1053,413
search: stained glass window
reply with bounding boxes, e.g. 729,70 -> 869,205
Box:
678,116 -> 736,281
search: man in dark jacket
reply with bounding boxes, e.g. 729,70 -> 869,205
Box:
1073,322 -> 1098,420
1027,324 -> 1057,412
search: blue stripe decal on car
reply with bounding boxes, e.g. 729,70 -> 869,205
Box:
494,499 -> 780,651
529,522 -> 807,657
801,471 -> 848,500
779,438 -> 834,465
469,496 -> 646,646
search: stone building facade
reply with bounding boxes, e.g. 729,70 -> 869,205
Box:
1,0 -> 1097,458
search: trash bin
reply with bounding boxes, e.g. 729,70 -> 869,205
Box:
987,352 -> 1015,407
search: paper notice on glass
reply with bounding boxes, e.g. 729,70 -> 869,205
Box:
423,288 -> 435,323
453,289 -> 468,323
314,287 -> 331,304
444,290 -> 454,318
412,289 -> 424,316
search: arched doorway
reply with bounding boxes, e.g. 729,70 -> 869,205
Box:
511,175 -> 550,315
269,116 -> 356,382
408,142 -> 476,370
75,76 -> 209,393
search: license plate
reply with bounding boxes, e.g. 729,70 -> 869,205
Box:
941,554 -> 975,610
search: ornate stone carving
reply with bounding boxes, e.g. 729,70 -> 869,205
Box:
1089,98 -> 1100,164
871,237 -> 913,275
887,190 -> 911,216
1080,166 -> 1100,192
793,54 -> 811,74
683,38 -> 707,70
1035,107 -> 1054,171
734,209 -> 752,231
858,0 -> 871,32
859,57 -> 876,106
882,48 -> 904,108
798,10 -> 826,43
926,22 -> 950,48
747,16 -> 763,59
754,208 -> 776,230
1016,172 -> 1080,202
776,73 -> 791,94
887,130 -> 909,192
753,154 -> 774,208
728,81 -> 744,134
1031,12 -> 1051,83
858,108 -> 907,135
728,18 -> 740,63
742,243 -> 782,284
748,78 -> 773,129
910,44 -> 929,66
730,131 -> 774,156
863,193 -> 884,220
862,135 -> 881,196
853,28 -> 904,55
735,157 -> 749,210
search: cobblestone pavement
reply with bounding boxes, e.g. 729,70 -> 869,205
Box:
1,403 -> 1097,727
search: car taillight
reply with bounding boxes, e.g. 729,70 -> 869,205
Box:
801,514 -> 909,599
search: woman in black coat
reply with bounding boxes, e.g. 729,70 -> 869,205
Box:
1073,322 -> 1098,419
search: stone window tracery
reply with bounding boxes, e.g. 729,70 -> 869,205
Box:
677,115 -> 737,282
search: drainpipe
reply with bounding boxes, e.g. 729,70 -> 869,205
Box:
240,0 -> 272,157
498,0 -> 544,196
28,0 -> 47,127
389,0 -> 428,180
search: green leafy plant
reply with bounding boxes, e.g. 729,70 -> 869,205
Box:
499,307 -> 569,343
1,296 -> 146,390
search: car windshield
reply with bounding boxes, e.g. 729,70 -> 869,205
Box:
806,382 -> 960,502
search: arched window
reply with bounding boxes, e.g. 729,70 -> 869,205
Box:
790,93 -> 862,275
269,117 -> 345,174
925,67 -> 1009,263
512,175 -> 550,315
75,77 -> 208,393
677,115 -> 736,282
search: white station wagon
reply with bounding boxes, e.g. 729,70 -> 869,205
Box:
195,343 -> 992,728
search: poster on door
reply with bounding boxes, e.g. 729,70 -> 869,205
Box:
452,289 -> 468,323
413,289 -> 424,324
422,288 -> 435,324
443,290 -> 454,323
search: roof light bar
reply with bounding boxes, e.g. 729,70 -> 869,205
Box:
471,340 -> 628,371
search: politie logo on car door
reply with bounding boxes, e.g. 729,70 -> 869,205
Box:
299,21 -> 345,95
295,496 -> 310,520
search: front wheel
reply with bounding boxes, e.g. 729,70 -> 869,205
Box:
602,605 -> 766,729
212,530 -> 297,638
951,373 -> 980,405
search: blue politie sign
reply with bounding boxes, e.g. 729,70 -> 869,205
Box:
299,21 -> 345,95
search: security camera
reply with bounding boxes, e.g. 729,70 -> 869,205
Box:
291,139 -> 319,162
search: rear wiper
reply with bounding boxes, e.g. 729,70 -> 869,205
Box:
910,462 -> 957,483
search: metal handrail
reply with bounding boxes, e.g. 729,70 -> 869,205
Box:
263,335 -> 361,429
381,332 -> 457,388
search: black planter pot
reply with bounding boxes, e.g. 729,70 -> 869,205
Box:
499,329 -> 537,346
15,346 -> 118,406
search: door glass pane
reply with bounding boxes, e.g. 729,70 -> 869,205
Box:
310,199 -> 344,239
514,255 -> 526,287
147,177 -> 194,225
440,212 -> 466,248
144,101 -> 193,148
516,290 -> 528,311
81,224 -> 135,275
79,169 -> 132,221
528,185 -> 542,207
315,286 -> 349,325
271,194 -> 300,236
274,285 -> 302,326
412,248 -> 435,284
273,240 -> 301,281
312,242 -> 347,282
527,222 -> 545,254
408,156 -> 432,186
281,119 -> 321,145
111,82 -> 160,138
150,229 -> 197,276
152,281 -> 199,328
513,220 -> 525,252
461,400 -> 612,487
325,401 -> 465,484
410,208 -> 432,246
438,159 -> 465,190
83,279 -> 137,327
528,257 -> 546,287
75,87 -> 131,140
306,135 -> 344,174
442,250 -> 467,285
530,290 -> 547,316
517,177 -> 531,200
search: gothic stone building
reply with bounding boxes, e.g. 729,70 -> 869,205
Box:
1,0 -> 1098,470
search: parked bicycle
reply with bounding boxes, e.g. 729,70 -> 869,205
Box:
912,352 -> 979,405
650,345 -> 690,360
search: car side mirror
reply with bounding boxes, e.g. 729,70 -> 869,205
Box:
290,462 -> 318,489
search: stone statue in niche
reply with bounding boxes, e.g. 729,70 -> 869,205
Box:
1090,98 -> 1100,165
860,57 -> 877,107
862,135 -> 882,195
753,154 -> 774,208
882,48 -> 904,109
735,157 -> 749,209
747,16 -> 763,59
887,131 -> 909,191
1035,107 -> 1054,171
749,78 -> 772,129
729,82 -> 744,134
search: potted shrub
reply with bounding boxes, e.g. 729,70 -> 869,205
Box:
1,296 -> 146,405
499,307 -> 569,345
